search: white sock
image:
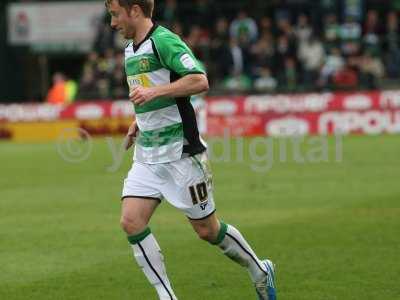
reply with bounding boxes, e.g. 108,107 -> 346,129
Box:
128,228 -> 178,300
213,222 -> 267,283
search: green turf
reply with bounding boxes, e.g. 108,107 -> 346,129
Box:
1,135 -> 399,300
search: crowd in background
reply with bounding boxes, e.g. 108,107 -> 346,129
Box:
73,0 -> 400,100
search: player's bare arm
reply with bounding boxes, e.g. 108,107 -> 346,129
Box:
123,119 -> 138,150
129,74 -> 209,105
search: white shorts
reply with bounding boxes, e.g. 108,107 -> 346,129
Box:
122,152 -> 216,220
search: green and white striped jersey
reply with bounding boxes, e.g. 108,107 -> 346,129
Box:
125,25 -> 207,164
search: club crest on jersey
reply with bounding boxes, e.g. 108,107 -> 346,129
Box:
139,58 -> 150,72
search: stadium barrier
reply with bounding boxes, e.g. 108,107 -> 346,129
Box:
1,90 -> 400,141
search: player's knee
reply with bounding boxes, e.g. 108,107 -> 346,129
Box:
120,215 -> 146,235
196,227 -> 217,243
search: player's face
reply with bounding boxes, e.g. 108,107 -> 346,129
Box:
108,0 -> 137,39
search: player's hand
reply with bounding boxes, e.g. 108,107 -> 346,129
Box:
129,86 -> 157,105
123,120 -> 138,151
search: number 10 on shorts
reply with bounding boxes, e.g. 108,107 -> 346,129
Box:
189,182 -> 208,205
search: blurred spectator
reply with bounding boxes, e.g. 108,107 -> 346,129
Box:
221,38 -> 249,79
332,62 -> 359,89
78,68 -> 98,100
185,25 -> 209,61
259,16 -> 273,36
298,35 -> 325,87
230,10 -> 258,44
93,16 -> 115,55
295,14 -> 312,44
187,0 -> 216,29
159,0 -> 179,26
363,10 -> 381,56
324,13 -> 341,51
65,79 -> 78,103
385,12 -> 400,78
210,18 -> 230,80
276,35 -> 296,70
254,67 -> 277,92
213,18 -> 230,44
359,52 -> 385,88
340,16 -> 362,56
319,47 -> 345,87
223,71 -> 253,92
110,52 -> 127,99
278,57 -> 298,92
250,32 -> 275,77
46,73 -> 68,104
171,21 -> 184,36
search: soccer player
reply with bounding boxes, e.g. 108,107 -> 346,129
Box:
105,1 -> 277,299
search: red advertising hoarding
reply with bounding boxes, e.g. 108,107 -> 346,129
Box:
1,90 -> 400,137
206,90 -> 400,136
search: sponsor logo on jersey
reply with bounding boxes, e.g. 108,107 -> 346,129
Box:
127,74 -> 152,89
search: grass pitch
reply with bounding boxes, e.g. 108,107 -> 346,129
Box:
1,135 -> 399,300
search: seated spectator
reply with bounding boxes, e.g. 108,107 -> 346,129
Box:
159,0 -> 179,26
78,69 -> 98,100
230,10 -> 258,44
259,16 -> 273,36
93,18 -> 115,55
318,47 -> 345,87
276,35 -> 297,70
254,68 -> 277,92
359,52 -> 385,89
219,38 -> 251,80
278,57 -> 298,92
185,25 -> 210,61
298,34 -> 325,88
223,71 -> 253,92
385,12 -> 400,78
171,21 -> 183,36
65,78 -> 78,103
110,52 -> 127,99
332,62 -> 359,89
363,10 -> 381,56
250,32 -> 275,77
295,14 -> 312,44
277,16 -> 297,45
187,0 -> 215,29
210,18 -> 230,81
213,18 -> 230,44
340,16 -> 362,56
324,13 -> 341,52
83,51 -> 100,75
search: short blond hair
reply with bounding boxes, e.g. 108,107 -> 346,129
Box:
105,0 -> 154,18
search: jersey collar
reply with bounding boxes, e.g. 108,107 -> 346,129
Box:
132,23 -> 158,52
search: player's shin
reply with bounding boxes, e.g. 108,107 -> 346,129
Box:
128,228 -> 178,300
211,222 -> 267,283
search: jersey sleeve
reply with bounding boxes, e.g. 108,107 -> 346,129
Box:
152,33 -> 206,77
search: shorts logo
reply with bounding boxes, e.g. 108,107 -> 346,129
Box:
200,201 -> 208,211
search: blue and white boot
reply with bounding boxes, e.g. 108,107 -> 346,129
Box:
255,259 -> 277,300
